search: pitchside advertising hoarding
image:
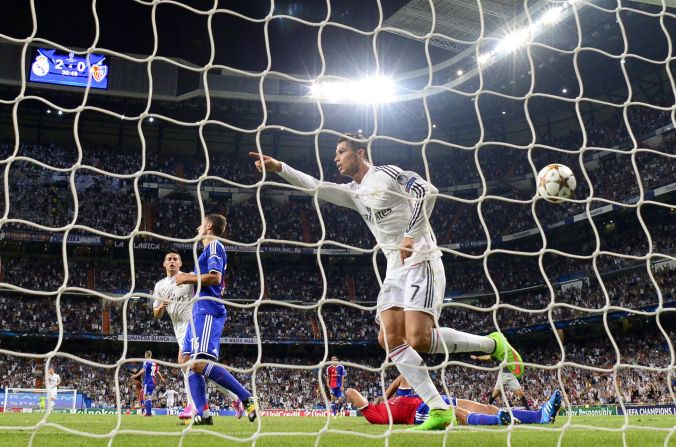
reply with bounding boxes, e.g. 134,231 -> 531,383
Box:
561,404 -> 676,417
67,408 -> 350,417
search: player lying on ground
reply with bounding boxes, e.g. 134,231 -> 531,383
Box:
251,134 -> 524,430
152,251 -> 245,420
345,375 -> 562,426
175,214 -> 256,426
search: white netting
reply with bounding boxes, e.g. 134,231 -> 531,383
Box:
0,0 -> 675,445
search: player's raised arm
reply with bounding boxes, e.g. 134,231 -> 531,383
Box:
249,151 -> 283,173
384,375 -> 406,399
248,151 -> 358,210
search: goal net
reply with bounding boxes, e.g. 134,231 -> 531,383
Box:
0,0 -> 675,445
2,388 -> 78,414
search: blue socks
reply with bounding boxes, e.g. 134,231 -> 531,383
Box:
144,399 -> 152,416
512,409 -> 541,424
188,371 -> 207,416
467,413 -> 498,425
204,363 -> 251,401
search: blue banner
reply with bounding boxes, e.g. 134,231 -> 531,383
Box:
3,390 -> 82,410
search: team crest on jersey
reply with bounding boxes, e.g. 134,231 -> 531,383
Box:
396,173 -> 408,185
91,65 -> 107,82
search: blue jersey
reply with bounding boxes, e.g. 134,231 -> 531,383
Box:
193,240 -> 227,317
327,365 -> 346,388
143,360 -> 158,385
395,388 -> 415,397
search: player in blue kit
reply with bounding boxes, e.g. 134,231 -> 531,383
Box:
325,355 -> 347,416
174,214 -> 256,426
130,351 -> 166,416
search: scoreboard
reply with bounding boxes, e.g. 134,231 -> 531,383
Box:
29,48 -> 109,89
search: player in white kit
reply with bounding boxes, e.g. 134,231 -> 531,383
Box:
160,389 -> 179,409
152,252 -> 244,420
46,367 -> 61,413
250,134 -> 523,430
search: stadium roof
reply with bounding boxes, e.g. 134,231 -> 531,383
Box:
383,0 -> 517,53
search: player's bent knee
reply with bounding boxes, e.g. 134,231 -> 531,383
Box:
189,361 -> 206,374
406,331 -> 431,352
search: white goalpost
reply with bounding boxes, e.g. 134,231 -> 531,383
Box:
0,0 -> 674,445
2,388 -> 78,414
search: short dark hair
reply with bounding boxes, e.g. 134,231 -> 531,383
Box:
164,251 -> 181,260
338,133 -> 367,152
206,214 -> 227,237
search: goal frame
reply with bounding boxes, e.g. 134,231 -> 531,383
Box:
2,387 -> 78,414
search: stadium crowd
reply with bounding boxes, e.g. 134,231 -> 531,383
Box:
0,104 -> 674,414
1,259 -> 673,345
0,328 -> 672,410
1,108 -> 674,247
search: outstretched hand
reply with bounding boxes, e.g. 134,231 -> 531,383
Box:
249,151 -> 283,173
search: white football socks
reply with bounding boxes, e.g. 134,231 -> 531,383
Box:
389,343 -> 449,411
429,328 -> 495,354
182,369 -> 194,407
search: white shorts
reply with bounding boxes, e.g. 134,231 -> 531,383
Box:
48,388 -> 57,400
495,371 -> 522,392
376,257 -> 445,323
174,321 -> 189,352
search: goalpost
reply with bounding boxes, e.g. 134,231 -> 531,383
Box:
2,388 -> 78,414
0,0 -> 674,444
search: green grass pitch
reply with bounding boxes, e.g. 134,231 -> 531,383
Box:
1,413 -> 674,447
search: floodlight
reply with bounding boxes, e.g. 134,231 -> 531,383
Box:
495,29 -> 531,54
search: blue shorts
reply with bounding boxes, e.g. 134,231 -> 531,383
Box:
331,387 -> 343,398
143,383 -> 155,397
181,313 -> 225,360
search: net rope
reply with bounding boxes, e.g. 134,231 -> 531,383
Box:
0,0 -> 674,445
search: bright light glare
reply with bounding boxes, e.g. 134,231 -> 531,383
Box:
456,69 -> 464,76
495,29 -> 531,54
310,77 -> 396,104
539,7 -> 563,26
477,53 -> 493,65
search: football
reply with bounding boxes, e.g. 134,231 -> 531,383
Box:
537,164 -> 577,203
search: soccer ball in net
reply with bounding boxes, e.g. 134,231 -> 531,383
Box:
537,164 -> 577,203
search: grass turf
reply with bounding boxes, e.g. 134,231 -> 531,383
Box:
0,413 -> 674,447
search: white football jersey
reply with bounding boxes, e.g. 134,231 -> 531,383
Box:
152,274 -> 194,328
279,163 -> 442,274
47,373 -> 60,389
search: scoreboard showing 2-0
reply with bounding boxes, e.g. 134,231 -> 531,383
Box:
29,48 -> 109,89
